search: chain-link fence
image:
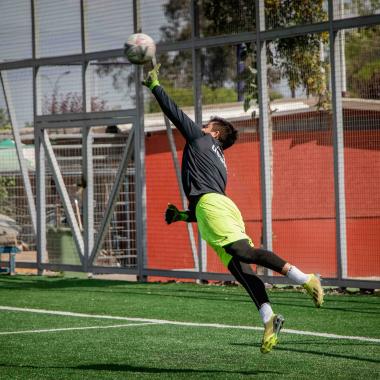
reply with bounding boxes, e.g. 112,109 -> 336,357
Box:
0,0 -> 379,287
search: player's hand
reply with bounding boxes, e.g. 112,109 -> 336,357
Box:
165,204 -> 181,224
142,63 -> 161,91
165,203 -> 189,224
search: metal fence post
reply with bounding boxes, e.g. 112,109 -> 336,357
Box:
255,0 -> 273,256
134,0 -> 148,282
328,0 -> 348,280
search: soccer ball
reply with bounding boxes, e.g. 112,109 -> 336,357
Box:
124,33 -> 156,65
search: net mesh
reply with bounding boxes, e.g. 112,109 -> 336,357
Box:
0,0 -> 379,282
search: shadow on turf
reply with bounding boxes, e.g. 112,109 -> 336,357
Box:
231,343 -> 380,364
1,277 -> 378,315
0,362 -> 282,376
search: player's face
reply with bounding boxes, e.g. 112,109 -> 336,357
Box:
202,122 -> 220,139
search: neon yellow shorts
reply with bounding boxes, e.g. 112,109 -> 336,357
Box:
195,193 -> 252,267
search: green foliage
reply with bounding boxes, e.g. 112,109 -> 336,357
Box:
202,85 -> 237,104
356,59 -> 380,81
352,59 -> 380,99
0,108 -> 11,131
345,28 -> 380,99
146,81 -> 237,113
0,176 -> 16,214
200,0 -> 255,36
269,90 -> 283,101
161,0 -> 330,112
266,0 -> 327,26
265,1 -> 330,110
350,0 -> 380,15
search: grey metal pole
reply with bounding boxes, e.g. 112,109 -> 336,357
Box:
133,0 -> 148,281
328,0 -> 348,280
339,0 -> 347,96
191,0 -> 206,276
35,127 -> 46,274
81,99 -> 93,272
255,0 -> 273,254
31,0 -> 45,274
80,0 -> 93,272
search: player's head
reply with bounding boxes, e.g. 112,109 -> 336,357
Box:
202,117 -> 238,150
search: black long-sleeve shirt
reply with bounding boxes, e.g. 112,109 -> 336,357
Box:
152,86 -> 228,216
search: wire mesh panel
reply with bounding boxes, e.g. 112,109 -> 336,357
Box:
34,0 -> 82,58
265,0 -> 328,30
145,130 -> 199,273
333,0 -> 380,19
198,0 -> 256,37
268,33 -> 337,278
0,69 -> 36,262
84,0 -> 134,53
343,26 -> 380,279
141,0 -> 192,43
1,69 -> 33,129
0,0 -> 32,62
0,0 -> 379,286
43,132 -> 137,269
144,50 -> 194,113
200,44 -> 262,274
37,66 -> 83,115
44,137 -> 83,265
144,51 -> 199,275
0,143 -> 36,246
92,134 -> 137,269
86,58 -> 135,112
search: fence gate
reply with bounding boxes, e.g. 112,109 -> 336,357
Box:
34,110 -> 146,278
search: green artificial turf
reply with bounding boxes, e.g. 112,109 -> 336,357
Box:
0,275 -> 379,379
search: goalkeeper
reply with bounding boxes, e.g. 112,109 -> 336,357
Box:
143,64 -> 324,354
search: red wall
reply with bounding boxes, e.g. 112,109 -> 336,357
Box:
145,128 -> 380,279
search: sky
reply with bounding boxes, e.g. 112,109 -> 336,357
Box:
1,0 -> 379,129
0,0 -> 166,129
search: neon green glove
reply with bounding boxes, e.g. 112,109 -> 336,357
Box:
142,63 -> 161,91
165,204 -> 189,224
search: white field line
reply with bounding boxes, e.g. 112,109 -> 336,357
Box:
0,322 -> 160,336
1,305 -> 379,344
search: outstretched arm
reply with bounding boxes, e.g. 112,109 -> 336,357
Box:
143,65 -> 203,142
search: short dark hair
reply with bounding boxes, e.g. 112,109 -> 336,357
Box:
209,116 -> 238,150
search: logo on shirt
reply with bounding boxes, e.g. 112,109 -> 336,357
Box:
212,144 -> 227,170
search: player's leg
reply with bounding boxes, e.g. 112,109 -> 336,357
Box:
227,256 -> 285,353
224,239 -> 324,307
227,257 -> 269,309
195,195 -> 286,353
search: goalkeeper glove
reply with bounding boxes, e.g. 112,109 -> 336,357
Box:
165,204 -> 189,224
142,63 -> 161,91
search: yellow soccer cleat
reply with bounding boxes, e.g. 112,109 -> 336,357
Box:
303,274 -> 324,308
260,314 -> 285,354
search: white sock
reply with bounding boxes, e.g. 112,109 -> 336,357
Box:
286,266 -> 309,285
259,302 -> 274,324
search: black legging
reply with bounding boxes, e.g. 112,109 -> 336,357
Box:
224,239 -> 287,274
227,257 -> 269,309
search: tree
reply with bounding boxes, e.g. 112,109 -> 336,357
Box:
345,27 -> 380,99
160,0 -> 329,111
350,0 -> 380,16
